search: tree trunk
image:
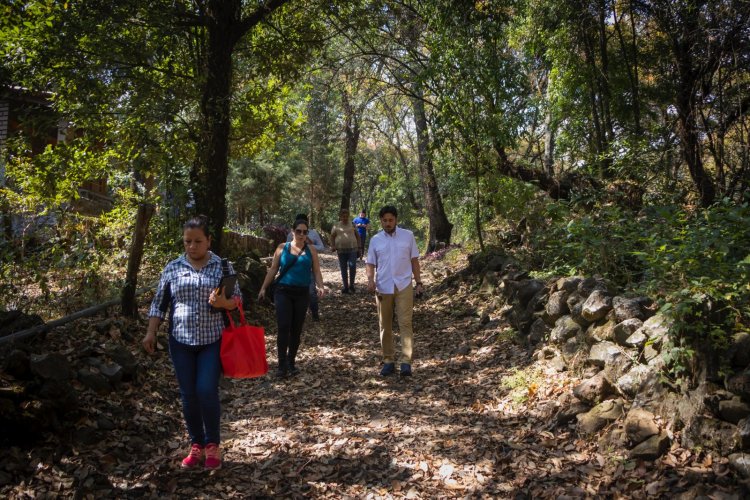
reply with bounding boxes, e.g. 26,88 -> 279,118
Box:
189,0 -> 289,254
121,202 -> 155,317
340,91 -> 359,212
411,83 -> 452,252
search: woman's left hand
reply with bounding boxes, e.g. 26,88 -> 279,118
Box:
317,285 -> 326,298
209,289 -> 237,310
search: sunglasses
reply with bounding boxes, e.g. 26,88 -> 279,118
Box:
294,229 -> 309,235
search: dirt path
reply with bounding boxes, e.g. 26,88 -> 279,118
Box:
4,252 -> 745,498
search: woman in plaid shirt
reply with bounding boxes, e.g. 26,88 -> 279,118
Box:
143,215 -> 240,471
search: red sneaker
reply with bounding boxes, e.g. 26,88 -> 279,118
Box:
204,443 -> 221,470
181,443 -> 204,469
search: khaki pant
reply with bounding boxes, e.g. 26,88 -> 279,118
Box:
376,284 -> 414,364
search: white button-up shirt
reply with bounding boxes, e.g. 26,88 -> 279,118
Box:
366,227 -> 419,294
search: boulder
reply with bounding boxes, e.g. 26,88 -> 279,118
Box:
616,364 -> 654,398
624,329 -> 648,349
573,371 -> 618,405
4,349 -> 31,379
736,418 -> 750,450
78,369 -> 111,395
682,415 -> 739,455
612,296 -> 646,322
106,345 -> 138,379
479,271 -> 499,294
577,399 -> 625,435
556,401 -> 591,426
528,318 -> 550,345
581,290 -> 613,322
515,279 -> 545,309
624,408 -> 660,445
586,320 -> 616,344
629,431 -> 670,460
550,316 -> 582,344
726,371 -> 750,402
730,332 -> 750,370
30,353 -> 73,380
587,341 -> 623,369
556,276 -> 583,293
545,291 -> 570,323
728,453 -> 750,478
719,397 -> 750,424
613,318 -> 643,346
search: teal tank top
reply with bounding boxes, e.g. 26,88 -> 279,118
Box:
278,243 -> 312,287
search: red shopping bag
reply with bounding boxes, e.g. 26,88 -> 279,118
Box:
220,303 -> 268,378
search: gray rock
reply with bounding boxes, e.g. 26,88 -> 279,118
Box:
577,277 -> 602,297
682,415 -> 739,455
624,329 -> 648,349
4,349 -> 31,379
562,336 -> 587,364
730,332 -> 750,369
573,371 -> 618,405
528,318 -> 550,345
613,318 -> 643,346
612,296 -> 646,322
719,397 -> 750,424
624,408 -> 660,445
479,271 -> 498,294
582,290 -> 613,322
548,355 -> 567,373
556,401 -> 591,426
545,291 -> 570,323
30,353 -> 73,380
550,316 -> 582,344
629,431 -> 670,460
100,363 -> 123,385
728,453 -> 750,478
516,279 -> 545,308
106,345 -> 138,377
726,371 -> 750,402
78,369 -> 111,394
616,364 -> 653,398
639,313 -> 672,341
586,319 -> 616,344
577,399 -> 625,435
556,276 -> 582,293
736,418 -> 750,450
588,341 -> 623,369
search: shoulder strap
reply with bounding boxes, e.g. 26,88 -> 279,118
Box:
275,243 -> 306,283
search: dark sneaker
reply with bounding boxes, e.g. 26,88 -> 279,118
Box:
276,365 -> 288,378
349,285 -> 356,293
289,365 -> 300,376
341,287 -> 350,294
380,363 -> 395,376
400,363 -> 412,376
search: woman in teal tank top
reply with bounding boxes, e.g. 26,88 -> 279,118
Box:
258,219 -> 326,377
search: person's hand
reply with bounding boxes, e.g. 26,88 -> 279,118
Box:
143,330 -> 157,354
367,281 -> 376,293
258,288 -> 266,301
209,288 -> 235,309
317,285 -> 326,298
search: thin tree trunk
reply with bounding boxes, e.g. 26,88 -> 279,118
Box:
340,91 -> 359,212
121,202 -> 155,317
411,83 -> 452,252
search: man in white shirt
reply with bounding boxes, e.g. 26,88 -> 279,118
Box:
366,205 -> 423,376
286,213 -> 326,320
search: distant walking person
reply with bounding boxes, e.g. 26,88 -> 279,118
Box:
143,215 -> 240,470
366,206 -> 423,376
353,210 -> 370,260
286,213 -> 325,320
259,218 -> 325,378
330,208 -> 360,294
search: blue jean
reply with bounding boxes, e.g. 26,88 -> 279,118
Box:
274,285 -> 310,368
169,335 -> 222,446
337,250 -> 357,289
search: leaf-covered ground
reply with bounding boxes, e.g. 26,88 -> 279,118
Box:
3,252 -> 747,498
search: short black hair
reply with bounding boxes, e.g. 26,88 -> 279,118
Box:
294,213 -> 308,222
378,205 -> 398,218
184,214 -> 210,237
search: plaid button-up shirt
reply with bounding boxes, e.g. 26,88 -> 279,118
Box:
149,252 -> 240,345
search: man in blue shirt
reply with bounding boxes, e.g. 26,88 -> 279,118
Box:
352,210 -> 370,261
